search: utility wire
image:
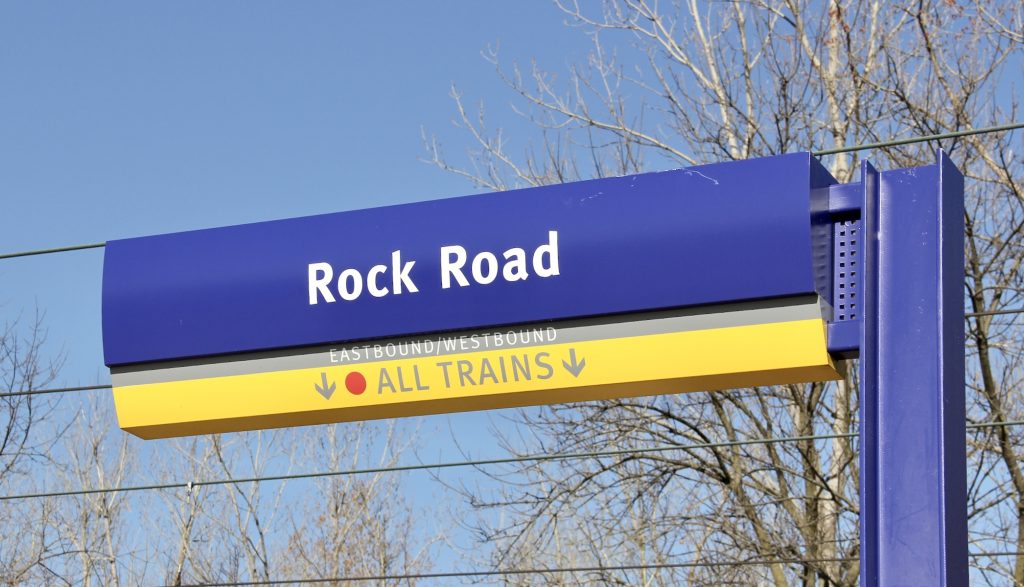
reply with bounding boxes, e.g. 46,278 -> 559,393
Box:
966,308 -> 1024,318
970,419 -> 1024,431
169,557 -> 860,586
813,121 -> 1024,156
0,384 -> 111,399
167,550 -> 1024,586
4,420 -> 1024,502
0,431 -> 858,502
0,124 -> 1019,262
972,551 -> 1024,558
0,242 -> 105,261
173,551 -> 1024,586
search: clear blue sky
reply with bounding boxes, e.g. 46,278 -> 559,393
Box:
0,3 -> 598,574
0,2 -> 591,385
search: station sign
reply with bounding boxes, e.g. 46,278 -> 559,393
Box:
103,153 -> 841,438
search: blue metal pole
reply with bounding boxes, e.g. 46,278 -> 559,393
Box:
859,151 -> 968,585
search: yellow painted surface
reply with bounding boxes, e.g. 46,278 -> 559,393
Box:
114,319 -> 840,438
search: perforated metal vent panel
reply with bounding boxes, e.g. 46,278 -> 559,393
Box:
833,219 -> 861,321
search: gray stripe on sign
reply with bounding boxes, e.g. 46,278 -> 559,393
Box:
112,295 -> 823,387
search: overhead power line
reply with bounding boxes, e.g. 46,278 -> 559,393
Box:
812,121 -> 1024,156
3,420 -> 1024,503
0,124 -> 1019,262
171,551 -> 1024,586
169,557 -> 860,586
0,242 -> 105,261
0,431 -> 858,502
966,308 -> 1024,319
970,419 -> 1024,430
0,384 -> 111,399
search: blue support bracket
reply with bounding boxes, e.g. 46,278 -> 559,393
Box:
826,181 -> 864,358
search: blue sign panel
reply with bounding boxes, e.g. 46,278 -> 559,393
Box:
102,153 -> 833,366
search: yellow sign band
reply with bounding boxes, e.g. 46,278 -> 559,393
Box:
114,318 -> 839,438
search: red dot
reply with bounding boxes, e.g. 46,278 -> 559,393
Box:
345,371 -> 366,395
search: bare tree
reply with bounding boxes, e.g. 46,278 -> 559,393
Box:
50,396 -> 133,587
153,435 -> 221,586
3,394 -> 439,584
200,430 -> 294,583
427,1 -> 1023,584
0,310 -> 63,484
0,310 -> 65,585
279,421 -> 437,584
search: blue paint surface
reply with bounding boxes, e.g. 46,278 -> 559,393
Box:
103,153 -> 830,365
859,152 -> 967,586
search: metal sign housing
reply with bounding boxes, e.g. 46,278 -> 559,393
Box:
103,153 -> 840,438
